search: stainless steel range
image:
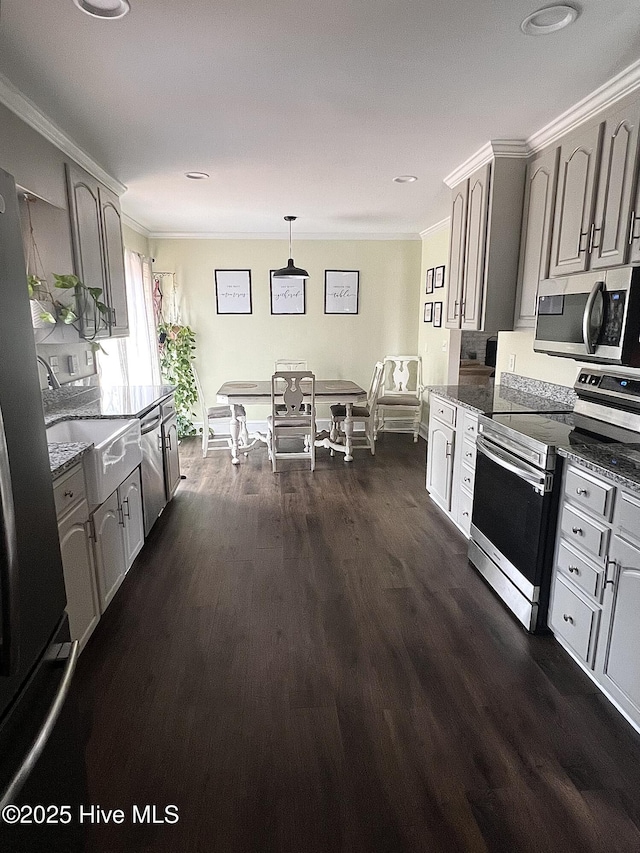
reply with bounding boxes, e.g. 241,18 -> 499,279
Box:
469,367 -> 640,632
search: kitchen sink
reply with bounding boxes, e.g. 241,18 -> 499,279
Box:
46,418 -> 142,508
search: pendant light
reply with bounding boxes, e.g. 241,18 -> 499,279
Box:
272,216 -> 309,279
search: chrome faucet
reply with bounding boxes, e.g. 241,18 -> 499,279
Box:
36,355 -> 61,390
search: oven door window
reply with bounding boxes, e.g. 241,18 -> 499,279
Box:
472,450 -> 550,588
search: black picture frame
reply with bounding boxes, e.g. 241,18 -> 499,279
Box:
424,302 -> 433,323
324,270 -> 360,314
426,268 -> 434,294
214,269 -> 252,314
434,265 -> 445,289
270,271 -> 306,314
433,301 -> 443,327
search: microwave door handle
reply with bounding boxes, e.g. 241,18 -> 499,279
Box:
582,280 -> 605,355
476,437 -> 546,493
0,403 -> 19,677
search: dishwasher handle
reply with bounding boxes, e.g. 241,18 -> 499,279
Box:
140,410 -> 163,436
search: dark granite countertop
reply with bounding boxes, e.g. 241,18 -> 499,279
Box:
558,443 -> 640,494
43,385 -> 175,426
48,442 -> 93,480
427,384 -> 574,415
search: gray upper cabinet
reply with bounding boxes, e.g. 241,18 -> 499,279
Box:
66,162 -> 129,340
446,155 -> 525,332
550,122 -> 603,276
514,147 -> 559,329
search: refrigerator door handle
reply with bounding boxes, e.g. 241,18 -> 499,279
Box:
0,403 -> 20,677
0,639 -> 78,808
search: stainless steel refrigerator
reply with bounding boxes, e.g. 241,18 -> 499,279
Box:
0,167 -> 86,850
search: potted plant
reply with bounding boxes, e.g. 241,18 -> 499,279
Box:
158,322 -> 198,437
27,273 -> 110,341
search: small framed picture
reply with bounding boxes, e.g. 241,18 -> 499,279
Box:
215,269 -> 252,314
426,268 -> 434,293
324,270 -> 359,314
433,301 -> 443,327
270,272 -> 306,314
434,265 -> 445,289
424,302 -> 433,323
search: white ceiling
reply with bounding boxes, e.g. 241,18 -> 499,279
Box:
0,0 -> 639,235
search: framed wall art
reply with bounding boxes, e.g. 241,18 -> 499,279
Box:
434,265 -> 445,289
433,301 -> 443,328
270,272 -> 306,314
215,269 -> 252,314
324,270 -> 359,314
426,268 -> 434,293
424,302 -> 433,323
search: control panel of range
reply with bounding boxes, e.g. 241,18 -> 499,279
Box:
575,368 -> 640,404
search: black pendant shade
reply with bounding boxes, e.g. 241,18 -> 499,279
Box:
273,216 -> 308,279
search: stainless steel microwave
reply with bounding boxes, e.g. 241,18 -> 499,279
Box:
533,266 -> 640,366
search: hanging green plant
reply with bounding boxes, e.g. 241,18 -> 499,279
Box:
27,273 -> 110,342
158,322 -> 198,437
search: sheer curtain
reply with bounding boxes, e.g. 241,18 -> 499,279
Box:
99,250 -> 161,386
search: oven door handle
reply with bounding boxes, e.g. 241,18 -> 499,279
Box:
476,436 -> 547,494
582,279 -> 604,355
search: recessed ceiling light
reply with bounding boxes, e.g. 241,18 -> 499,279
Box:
393,175 -> 418,183
73,0 -> 130,19
520,5 -> 579,35
185,172 -> 210,180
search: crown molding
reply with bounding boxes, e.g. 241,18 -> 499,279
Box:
444,139 -> 529,188
419,217 -> 450,239
0,71 -> 126,196
121,213 -> 150,238
528,57 -> 640,153
148,231 -> 421,241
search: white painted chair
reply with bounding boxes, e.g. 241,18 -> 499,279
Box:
267,371 -> 316,472
329,361 -> 384,455
193,366 -> 247,458
375,355 -> 423,442
274,359 -> 311,415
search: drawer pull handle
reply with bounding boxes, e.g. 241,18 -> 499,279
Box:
462,511 -> 469,517
575,488 -> 589,496
467,426 -> 475,432
464,477 -> 471,484
568,565 -> 580,575
438,409 -> 444,415
572,527 -> 583,535
63,490 -> 74,498
465,452 -> 473,458
563,614 -> 575,624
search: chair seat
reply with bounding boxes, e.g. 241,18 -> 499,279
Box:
207,404 -> 245,419
330,404 -> 370,418
267,415 -> 312,428
377,394 -> 421,407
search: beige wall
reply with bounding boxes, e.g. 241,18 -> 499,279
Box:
417,224 -> 452,389
123,224 -> 150,256
496,330 -> 585,388
150,237 -> 421,418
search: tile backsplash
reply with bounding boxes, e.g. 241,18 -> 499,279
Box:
500,372 -> 577,405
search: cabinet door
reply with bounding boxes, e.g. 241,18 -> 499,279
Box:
92,490 -> 126,611
461,163 -> 490,330
65,163 -> 109,339
590,103 -> 640,270
58,499 -> 100,651
119,467 -> 144,570
98,185 -> 129,337
596,534 -> 640,725
426,417 -> 455,512
514,147 -> 559,329
550,122 -> 604,275
163,416 -> 181,499
446,180 -> 468,328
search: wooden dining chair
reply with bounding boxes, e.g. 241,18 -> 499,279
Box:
329,361 -> 384,455
375,355 -> 423,442
274,359 -> 312,415
267,371 -> 316,472
193,366 -> 247,458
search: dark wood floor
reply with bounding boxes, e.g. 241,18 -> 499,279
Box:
75,436 -> 640,853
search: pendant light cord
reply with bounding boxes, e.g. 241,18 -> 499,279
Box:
288,219 -> 293,259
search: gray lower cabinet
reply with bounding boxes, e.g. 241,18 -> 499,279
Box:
549,463 -> 640,732
162,404 -> 181,500
514,147 -> 559,329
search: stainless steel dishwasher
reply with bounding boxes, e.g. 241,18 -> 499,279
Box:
140,405 -> 166,535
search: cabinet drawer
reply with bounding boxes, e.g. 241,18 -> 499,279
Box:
556,539 -> 602,600
430,396 -> 456,427
549,576 -> 600,665
461,411 -> 479,440
613,490 -> 640,546
460,437 -> 476,468
53,465 -> 87,520
457,489 -> 473,536
565,466 -> 614,521
560,504 -> 609,560
459,462 -> 475,495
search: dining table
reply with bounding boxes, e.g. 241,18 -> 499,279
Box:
216,379 -> 367,464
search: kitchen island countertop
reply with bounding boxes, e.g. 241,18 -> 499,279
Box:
558,443 -> 640,494
43,384 -> 175,426
427,384 -> 574,415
